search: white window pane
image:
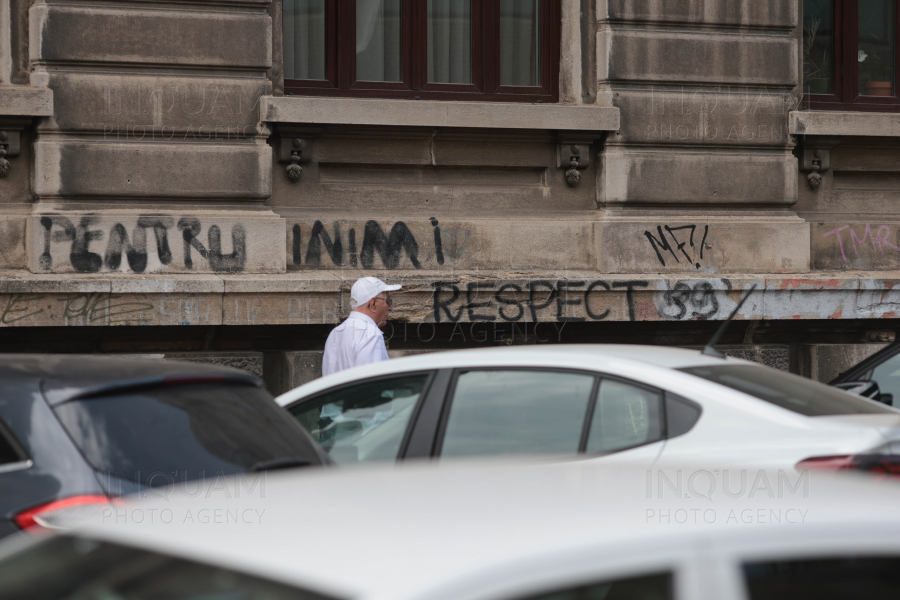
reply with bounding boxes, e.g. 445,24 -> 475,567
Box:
586,380 -> 663,454
441,370 -> 593,458
427,0 -> 472,84
283,0 -> 327,80
499,0 -> 540,86
289,374 -> 429,464
357,0 -> 402,81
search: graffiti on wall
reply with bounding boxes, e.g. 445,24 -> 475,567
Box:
38,215 -> 247,273
644,224 -> 710,269
823,224 -> 900,262
291,218 -> 469,269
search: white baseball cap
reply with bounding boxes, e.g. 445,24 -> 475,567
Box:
350,277 -> 402,308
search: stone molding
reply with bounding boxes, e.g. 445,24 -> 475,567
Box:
0,86 -> 53,117
0,272 -> 897,327
790,111 -> 900,138
262,96 -> 620,131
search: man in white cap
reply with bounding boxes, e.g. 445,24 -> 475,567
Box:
322,276 -> 401,376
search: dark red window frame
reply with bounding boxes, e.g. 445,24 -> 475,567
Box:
804,0 -> 900,111
283,0 -> 560,103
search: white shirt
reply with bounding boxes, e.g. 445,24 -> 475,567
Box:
322,311 -> 389,376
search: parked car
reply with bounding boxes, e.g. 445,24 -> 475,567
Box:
0,354 -> 328,540
276,345 -> 900,472
2,460 -> 900,600
831,341 -> 900,406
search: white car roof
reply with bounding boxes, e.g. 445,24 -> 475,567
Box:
65,459 -> 900,600
277,344 -> 749,405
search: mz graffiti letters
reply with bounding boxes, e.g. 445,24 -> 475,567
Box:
37,215 -> 248,273
644,224 -> 710,269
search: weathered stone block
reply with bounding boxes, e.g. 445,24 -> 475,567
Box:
599,30 -> 797,86
601,217 -> 810,274
615,88 -> 790,147
28,211 -> 286,274
285,216 -> 598,271
0,216 -> 27,269
39,72 -> 269,135
603,0 -> 797,28
30,5 -> 271,68
812,222 -> 900,271
601,148 -> 798,205
0,85 -> 53,116
32,141 -> 272,199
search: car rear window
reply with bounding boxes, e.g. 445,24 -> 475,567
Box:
744,556 -> 900,599
53,384 -> 323,490
0,535 -> 339,600
680,364 -> 898,416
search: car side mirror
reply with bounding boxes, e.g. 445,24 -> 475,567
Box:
833,381 -> 882,400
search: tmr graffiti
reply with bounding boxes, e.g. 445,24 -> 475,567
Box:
823,224 -> 900,262
38,215 -> 246,273
292,218 -> 468,269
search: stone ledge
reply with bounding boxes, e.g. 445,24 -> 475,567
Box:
790,111 -> 900,137
0,271 -> 899,326
262,96 -> 620,131
0,86 -> 53,117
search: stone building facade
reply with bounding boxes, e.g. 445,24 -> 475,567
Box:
0,0 -> 896,391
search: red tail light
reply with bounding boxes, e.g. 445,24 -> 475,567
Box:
797,454 -> 900,475
15,495 -> 116,533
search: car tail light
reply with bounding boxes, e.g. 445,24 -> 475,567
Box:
15,495 -> 118,533
797,454 -> 900,475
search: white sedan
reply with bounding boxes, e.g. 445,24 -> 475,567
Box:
276,345 -> 900,471
2,460 -> 900,600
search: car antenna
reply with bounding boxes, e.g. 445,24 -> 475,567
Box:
701,284 -> 759,359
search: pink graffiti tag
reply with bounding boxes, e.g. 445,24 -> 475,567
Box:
824,224 -> 900,262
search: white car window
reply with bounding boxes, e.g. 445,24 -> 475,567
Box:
586,379 -> 664,454
869,354 -> 900,406
288,373 -> 431,464
522,571 -> 673,600
440,369 -> 594,458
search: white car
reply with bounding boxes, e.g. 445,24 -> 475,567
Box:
276,345 -> 900,471
2,460 -> 900,600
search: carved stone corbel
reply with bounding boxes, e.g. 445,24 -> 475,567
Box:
275,126 -> 320,183
0,119 -> 27,179
557,132 -> 600,187
799,138 -> 839,190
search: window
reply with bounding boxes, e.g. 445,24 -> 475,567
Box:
53,383 -> 323,492
0,419 -> 25,467
439,369 -> 593,457
283,0 -> 560,102
288,373 -> 431,464
523,573 -> 674,600
680,364 -> 898,416
803,0 -> 900,110
586,380 -> 664,454
744,556 -> 900,599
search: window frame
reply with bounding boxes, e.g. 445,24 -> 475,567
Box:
286,370 -> 437,462
432,368 -> 675,459
804,0 -> 900,111
283,0 -> 561,103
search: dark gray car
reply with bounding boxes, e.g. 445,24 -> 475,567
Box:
0,355 -> 328,539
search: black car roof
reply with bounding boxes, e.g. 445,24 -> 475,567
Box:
0,354 -> 261,405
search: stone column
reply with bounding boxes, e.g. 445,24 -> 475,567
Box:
595,0 -> 809,275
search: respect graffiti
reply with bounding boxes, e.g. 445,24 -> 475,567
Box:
432,280 -> 650,323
